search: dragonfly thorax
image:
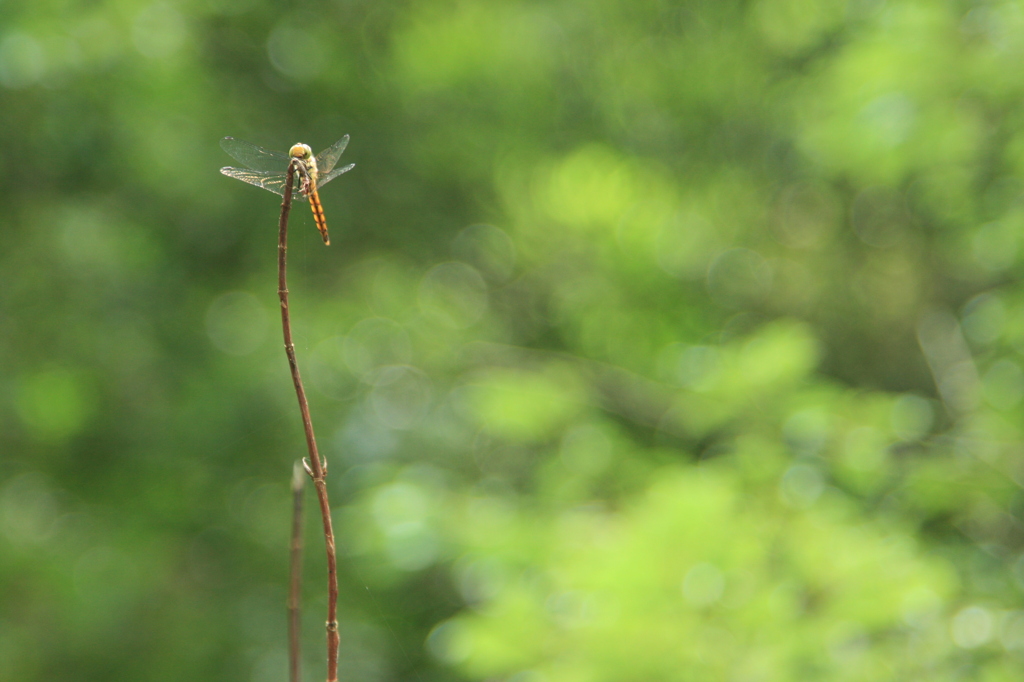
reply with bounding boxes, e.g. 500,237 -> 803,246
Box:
289,143 -> 318,181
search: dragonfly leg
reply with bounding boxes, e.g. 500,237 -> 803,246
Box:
293,160 -> 313,196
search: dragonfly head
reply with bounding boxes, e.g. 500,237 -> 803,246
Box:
289,143 -> 313,161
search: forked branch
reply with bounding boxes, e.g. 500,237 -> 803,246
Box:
279,159 -> 340,682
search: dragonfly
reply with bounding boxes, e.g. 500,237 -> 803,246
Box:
220,136 -> 355,245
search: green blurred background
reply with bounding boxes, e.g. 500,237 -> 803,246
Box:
4,0 -> 1024,679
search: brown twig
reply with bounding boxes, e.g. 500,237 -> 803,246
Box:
279,159 -> 340,682
288,460 -> 305,682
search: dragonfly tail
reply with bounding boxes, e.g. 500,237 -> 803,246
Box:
308,191 -> 330,245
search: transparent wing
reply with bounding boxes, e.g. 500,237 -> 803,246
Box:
314,135 -> 350,175
219,167 -> 295,196
317,162 -> 355,188
220,137 -> 290,172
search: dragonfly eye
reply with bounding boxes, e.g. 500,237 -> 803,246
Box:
289,143 -> 312,159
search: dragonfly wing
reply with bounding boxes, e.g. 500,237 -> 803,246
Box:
220,137 -> 290,172
315,135 -> 350,174
220,167 -> 292,196
317,163 -> 355,188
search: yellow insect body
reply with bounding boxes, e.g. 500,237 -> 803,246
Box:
290,143 -> 330,245
220,135 -> 354,247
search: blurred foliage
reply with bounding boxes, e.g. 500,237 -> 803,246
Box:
6,0 -> 1024,680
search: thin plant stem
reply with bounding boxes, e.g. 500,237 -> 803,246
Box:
288,460 -> 305,682
279,159 -> 340,682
